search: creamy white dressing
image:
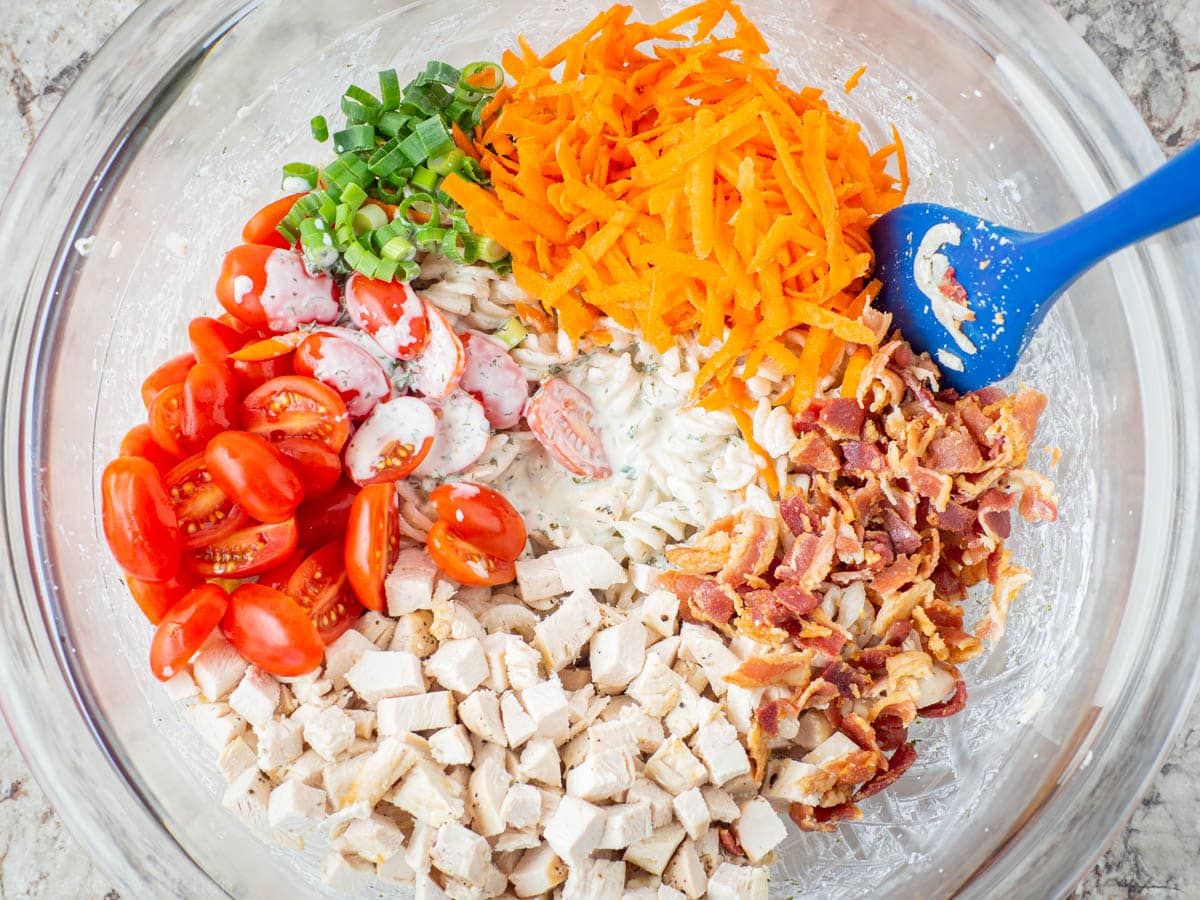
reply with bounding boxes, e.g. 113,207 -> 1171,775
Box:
413,390 -> 491,479
232,274 -> 255,306
310,337 -> 389,418
914,222 -> 976,354
260,250 -> 339,332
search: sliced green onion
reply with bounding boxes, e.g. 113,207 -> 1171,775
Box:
374,257 -> 399,283
344,241 -> 380,278
341,84 -> 382,124
380,233 -> 416,262
299,218 -> 340,270
492,316 -> 528,349
341,182 -> 368,211
277,192 -> 323,240
401,83 -> 451,117
399,192 -> 440,227
367,137 -> 408,177
418,60 -> 461,87
456,156 -> 486,184
410,166 -> 439,192
441,229 -> 479,264
428,148 -> 465,177
333,124 -> 376,154
310,116 -> 329,142
281,162 -> 319,191
377,110 -> 409,138
379,69 -> 401,110
475,236 -> 508,264
353,203 -> 389,234
413,225 -> 447,252
460,62 -> 503,93
317,194 -> 338,224
397,259 -> 422,281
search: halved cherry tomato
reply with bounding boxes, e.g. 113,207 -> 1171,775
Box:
344,273 -> 428,360
524,376 -> 612,479
430,482 -> 527,561
206,431 -> 304,523
150,583 -> 229,680
230,352 -> 294,394
222,583 -> 322,676
188,316 -> 248,365
343,396 -> 436,485
273,436 -> 341,499
181,362 -> 241,452
147,382 -> 188,459
411,390 -> 490,480
242,375 -> 350,453
187,518 -> 298,578
286,542 -> 363,643
426,519 -> 516,587
296,479 -> 359,548
459,331 -> 529,430
344,483 -> 400,612
101,457 -> 181,582
127,570 -> 196,625
164,453 -> 249,550
230,331 -> 306,363
242,193 -> 306,250
141,353 -> 194,408
119,423 -> 182,476
216,245 -> 338,333
408,300 -> 465,399
218,313 -> 260,337
294,332 -> 391,419
256,547 -> 307,592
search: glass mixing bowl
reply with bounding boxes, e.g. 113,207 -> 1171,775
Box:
1,0 -> 1198,896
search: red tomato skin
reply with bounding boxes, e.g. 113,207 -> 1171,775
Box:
127,570 -> 196,625
344,274 -> 429,360
163,453 -> 249,551
205,431 -> 304,523
181,363 -> 241,452
189,316 -> 248,365
242,193 -> 306,249
141,353 -> 195,408
272,437 -> 341,499
147,382 -> 188,459
231,352 -> 294,394
430,482 -> 527,561
256,548 -> 308,592
296,479 -> 358,548
102,457 -> 181,582
524,376 -> 613,479
149,583 -> 228,680
216,244 -> 274,329
222,583 -> 323,676
186,518 -> 298,578
344,483 -> 399,612
119,423 -> 182,476
241,375 -> 350,453
426,520 -> 516,587
286,541 -> 363,643
294,332 -> 391,419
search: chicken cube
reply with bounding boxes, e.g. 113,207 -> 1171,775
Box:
700,786 -> 740,824
624,822 -> 686,877
664,684 -> 719,739
562,858 -> 625,900
585,718 -> 640,759
763,758 -> 825,805
589,617 -> 648,694
385,546 -> 439,615
458,690 -> 506,746
597,801 -> 654,850
509,845 -> 568,898
391,611 -> 439,658
626,778 -> 675,829
321,850 -> 374,894
193,634 -> 248,701
353,610 -> 396,647
722,685 -> 761,734
543,794 -> 606,866
256,716 -> 303,771
218,736 -> 258,783
430,725 -> 474,767
547,545 -> 625,593
480,633 -> 509,693
345,650 -> 426,704
222,766 -> 271,826
390,760 -> 466,826
514,555 -> 563,604
672,787 -> 711,841
324,629 -> 379,690
640,590 -> 680,639
678,625 -> 740,697
426,638 -> 490,694
504,637 -> 543,691
803,731 -> 861,767
377,848 -> 416,885
706,863 -> 768,900
469,755 -> 512,836
494,827 -> 540,852
378,692 -> 457,734
347,737 -> 419,807
532,590 -> 602,672
187,703 -> 246,753
734,797 -> 788,864
342,813 -> 406,864
644,737 -> 708,794
500,691 -> 537,749
663,838 -> 708,899
162,669 -> 199,702
431,822 -> 491,884
501,783 -> 541,829
517,738 -> 561,787
566,748 -> 635,802
692,717 -> 751,786
268,779 -> 327,833
520,678 -> 570,745
627,655 -> 683,718
647,634 -> 682,668
304,705 -> 357,761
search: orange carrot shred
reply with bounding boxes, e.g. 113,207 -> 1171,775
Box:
844,64 -> 867,94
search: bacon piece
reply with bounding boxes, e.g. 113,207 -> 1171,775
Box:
902,370 -> 942,419
840,713 -> 880,755
781,495 -> 820,535
1012,390 -> 1048,444
871,713 -> 908,752
918,679 -> 967,718
756,700 -> 781,737
924,599 -> 965,628
776,527 -> 836,588
932,501 -> 975,533
883,620 -> 912,646
816,802 -> 863,826
891,342 -> 916,369
747,720 -> 771,782
853,743 -> 917,801
930,563 -> 966,601
901,455 -> 953,505
691,578 -> 737,627
882,507 -> 921,554
726,654 -> 810,689
849,482 -> 883,521
820,659 -> 868,699
718,828 -> 746,857
793,431 -> 841,473
842,440 -> 885,473
926,429 -> 984,473
857,645 -> 899,671
775,584 -> 821,616
862,530 -> 895,573
797,631 -> 848,659
959,399 -> 996,450
1019,483 -> 1059,523
719,513 -> 779,588
788,804 -> 835,833
971,386 -> 1006,406
825,750 -> 879,785
818,398 -> 866,440
665,519 -> 733,574
872,555 -> 919,595
977,488 -> 1016,539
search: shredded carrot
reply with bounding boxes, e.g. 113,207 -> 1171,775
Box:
841,346 -> 872,398
449,0 -> 906,467
843,64 -> 867,94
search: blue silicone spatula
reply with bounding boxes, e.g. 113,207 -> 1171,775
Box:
869,142 -> 1200,392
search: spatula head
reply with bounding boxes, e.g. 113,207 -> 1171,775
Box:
870,203 -> 1043,392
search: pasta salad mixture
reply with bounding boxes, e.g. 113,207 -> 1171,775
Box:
99,2 -> 1058,898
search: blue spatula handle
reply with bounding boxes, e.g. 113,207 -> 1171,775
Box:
1030,142 -> 1200,288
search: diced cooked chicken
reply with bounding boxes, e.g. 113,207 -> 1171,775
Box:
562,857 -> 626,900
480,633 -> 510,693
597,801 -> 653,850
390,759 -> 466,826
500,691 -> 538,749
678,625 -> 740,698
186,703 -> 246,752
589,617 -> 648,694
218,735 -> 258,783
644,738 -> 708,795
321,850 -> 375,894
733,797 -> 788,864
706,862 -> 769,900
391,611 -> 439,658
346,650 -> 426,703
624,822 -> 686,877
517,738 -> 561,787
504,637 -> 543,691
377,846 -> 417,884
469,754 -> 512,836
268,779 -> 327,832
700,785 -> 740,824
386,548 -> 439,615
458,690 -> 507,746
532,590 -> 602,672
664,838 -> 708,899
671,787 -> 711,841
193,634 -> 249,701
762,758 -> 824,805
501,783 -> 541,829
430,725 -> 474,767
519,677 -> 570,744
542,794 -> 606,866
509,844 -> 568,898
162,669 -> 199,702
346,737 -> 418,807
426,638 -> 490,694
691,717 -> 751,786
639,590 -> 680,639
432,821 -> 492,884
664,684 -> 719,739
626,778 -> 675,829
514,556 -> 564,604
802,731 -> 861,767
228,666 -> 280,729
222,766 -> 271,825
547,545 -> 625,593
304,705 -> 357,761
566,748 -> 635,802
378,692 -> 457,734
626,655 -> 683,718
353,610 -> 396,648
324,629 -> 379,690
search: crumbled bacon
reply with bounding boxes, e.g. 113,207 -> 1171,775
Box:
853,743 -> 918,801
839,713 -> 880,755
775,527 -> 837,587
690,578 -> 737,627
818,398 -> 866,440
793,431 -> 840,472
842,440 -> 885,473
871,713 -> 908,752
781,495 -> 820,535
881,507 -> 921,554
926,429 -> 984,473
726,654 -> 810,690
883,620 -> 912,645
820,659 -> 867,699
719,828 -> 746,857
918,679 -> 967,718
718,513 -> 779,588
931,501 -> 975,533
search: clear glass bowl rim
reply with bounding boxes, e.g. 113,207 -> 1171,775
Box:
1,0 -> 1198,896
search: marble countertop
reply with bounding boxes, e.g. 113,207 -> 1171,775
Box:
2,1 -> 1198,897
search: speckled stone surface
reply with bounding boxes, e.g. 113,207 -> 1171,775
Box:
1,1 -> 1197,897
